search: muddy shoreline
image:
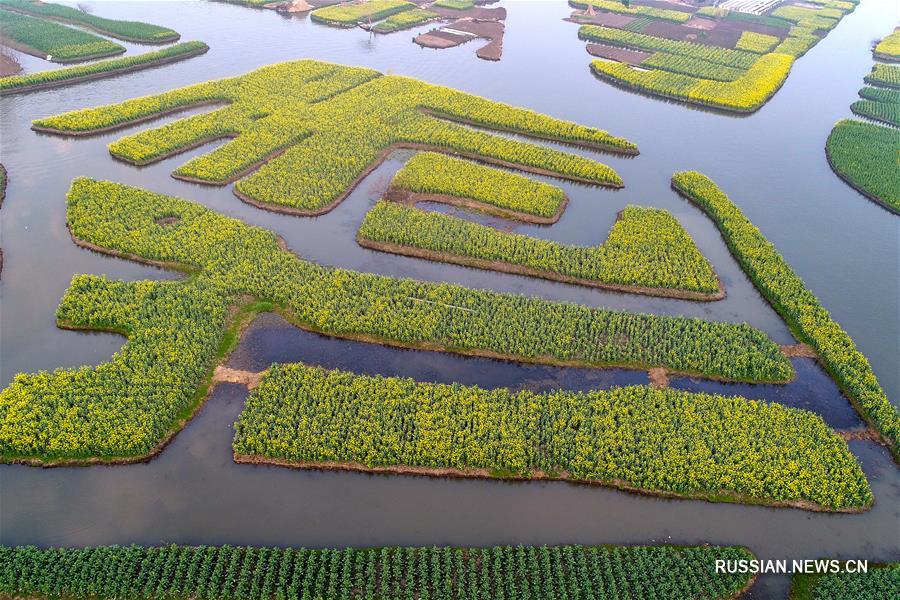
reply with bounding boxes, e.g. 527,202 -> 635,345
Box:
233,454 -> 870,513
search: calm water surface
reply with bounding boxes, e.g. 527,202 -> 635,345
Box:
1,2 -> 898,598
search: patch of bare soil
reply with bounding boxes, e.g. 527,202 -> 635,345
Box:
780,343 -> 817,358
213,366 -> 263,389
415,18 -> 504,61
642,19 -> 745,48
684,16 -> 717,30
587,43 -> 652,65
0,51 -> 22,77
648,368 -> 669,388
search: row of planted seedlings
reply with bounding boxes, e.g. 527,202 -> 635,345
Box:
356,152 -> 722,299
0,0 -> 205,95
0,543 -> 760,600
574,0 -> 859,112
826,46 -> 900,213
1,178 -> 878,513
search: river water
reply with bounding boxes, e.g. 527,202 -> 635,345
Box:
0,2 -> 897,598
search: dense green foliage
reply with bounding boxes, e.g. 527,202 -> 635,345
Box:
673,171 -> 900,458
874,27 -> 900,60
311,0 -> 414,27
850,98 -> 900,127
791,564 -> 900,599
371,8 -> 438,33
642,52 -> 745,82
0,543 -> 758,600
826,119 -> 899,212
0,275 -> 229,459
33,60 -> 635,213
579,25 -> 758,69
0,42 -> 208,94
358,202 -> 721,294
735,31 -> 779,54
858,85 -> 900,105
591,53 -> 793,112
569,0 -> 691,23
433,0 -> 473,10
389,152 -> 566,219
0,179 -> 795,461
865,63 -> 900,88
234,363 -> 870,509
0,10 -> 124,61
0,0 -> 178,42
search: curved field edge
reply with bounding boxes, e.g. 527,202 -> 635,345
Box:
0,0 -> 179,44
0,42 -> 209,95
824,119 -> 900,215
789,562 -> 900,599
0,544 -> 759,600
26,60 -> 634,213
588,54 -> 794,114
0,178 -> 795,465
232,362 -> 871,512
357,203 -> 725,299
672,171 -> 900,461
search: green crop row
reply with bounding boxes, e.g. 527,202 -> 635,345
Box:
357,202 -> 721,295
0,178 -> 793,462
32,60 -> 635,213
826,119 -> 899,213
790,563 -> 899,599
0,0 -> 178,43
865,63 -> 900,88
371,8 -> 438,33
641,52 -> 746,82
579,25 -> 758,69
672,171 -> 900,457
773,33 -> 822,58
858,85 -> 900,104
389,152 -> 566,219
0,42 -> 208,95
433,0 -> 473,10
874,27 -> 900,61
234,362 -> 870,509
569,0 -> 691,23
735,31 -> 780,54
0,10 -> 124,62
850,99 -> 900,127
771,5 -> 844,29
591,53 -> 793,112
0,544 -> 758,600
311,0 -> 414,27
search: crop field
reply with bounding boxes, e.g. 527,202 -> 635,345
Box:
0,178 -> 796,463
311,0 -> 415,27
865,63 -> 900,88
387,151 -> 566,220
0,0 -> 179,43
874,27 -> 900,61
0,10 -> 124,62
371,8 -> 439,33
234,362 -> 870,509
569,0 -> 692,24
32,60 -> 636,214
358,202 -> 722,297
0,42 -> 209,95
672,172 -> 900,456
790,563 -> 900,599
0,544 -> 760,600
826,119 -> 899,213
1,2 -> 898,596
569,0 -> 858,112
